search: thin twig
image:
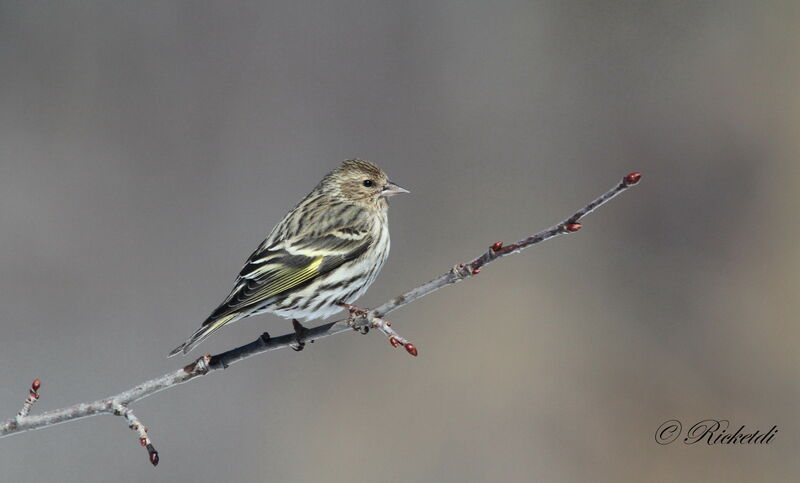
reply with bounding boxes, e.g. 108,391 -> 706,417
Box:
0,172 -> 642,465
15,379 -> 41,421
113,403 -> 160,466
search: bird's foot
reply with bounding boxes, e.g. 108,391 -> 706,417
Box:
291,319 -> 307,351
338,302 -> 370,334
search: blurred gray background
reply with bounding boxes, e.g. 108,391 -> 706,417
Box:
1,1 -> 798,482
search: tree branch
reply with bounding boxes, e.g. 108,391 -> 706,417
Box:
1,172 -> 642,465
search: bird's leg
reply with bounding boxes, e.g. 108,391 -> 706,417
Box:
338,302 -> 370,334
290,319 -> 307,351
259,332 -> 271,351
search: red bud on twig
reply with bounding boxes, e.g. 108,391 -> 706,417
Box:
147,444 -> 159,466
624,172 -> 642,185
404,343 -> 418,357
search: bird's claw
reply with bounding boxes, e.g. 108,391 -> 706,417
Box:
338,302 -> 370,333
338,302 -> 369,317
291,319 -> 307,351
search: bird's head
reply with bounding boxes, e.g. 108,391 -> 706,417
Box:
326,159 -> 409,208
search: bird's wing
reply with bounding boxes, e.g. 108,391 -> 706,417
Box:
204,218 -> 374,322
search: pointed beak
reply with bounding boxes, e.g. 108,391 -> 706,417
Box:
381,181 -> 410,197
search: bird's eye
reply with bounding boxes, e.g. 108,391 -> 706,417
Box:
362,179 -> 374,187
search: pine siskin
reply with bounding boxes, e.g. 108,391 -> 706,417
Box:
168,159 -> 408,356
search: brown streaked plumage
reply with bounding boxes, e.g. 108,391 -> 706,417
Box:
168,159 -> 408,356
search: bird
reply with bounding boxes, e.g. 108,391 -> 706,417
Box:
168,159 -> 409,356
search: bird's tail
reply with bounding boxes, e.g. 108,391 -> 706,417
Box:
167,314 -> 238,357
